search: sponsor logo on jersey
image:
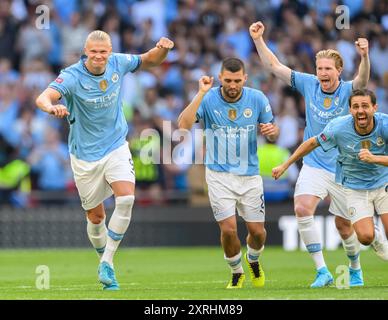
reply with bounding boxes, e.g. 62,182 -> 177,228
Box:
265,104 -> 271,112
112,73 -> 119,83
376,136 -> 385,147
243,108 -> 252,118
320,133 -> 327,141
228,109 -> 237,121
55,77 -> 63,84
99,79 -> 108,91
323,97 -> 332,108
334,97 -> 339,106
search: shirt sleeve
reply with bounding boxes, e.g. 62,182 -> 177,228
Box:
48,70 -> 76,99
316,120 -> 338,152
115,53 -> 142,74
257,93 -> 274,123
291,70 -> 317,96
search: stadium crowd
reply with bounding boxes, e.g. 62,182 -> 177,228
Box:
0,0 -> 387,207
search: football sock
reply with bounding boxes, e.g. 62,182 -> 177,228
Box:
101,195 -> 134,267
297,216 -> 326,270
246,244 -> 264,263
224,251 -> 244,274
342,231 -> 361,269
86,217 -> 107,257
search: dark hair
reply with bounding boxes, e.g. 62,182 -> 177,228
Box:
348,88 -> 377,106
221,57 -> 245,73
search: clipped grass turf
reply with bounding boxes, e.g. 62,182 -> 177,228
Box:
0,246 -> 387,300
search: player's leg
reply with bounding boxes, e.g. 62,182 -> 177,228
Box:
244,222 -> 266,287
97,143 -> 136,290
86,203 -> 107,258
101,181 -> 135,267
218,215 -> 245,289
205,168 -> 245,288
335,216 -> 363,286
380,213 -> 388,239
372,186 -> 388,260
294,165 -> 333,288
348,187 -> 388,261
329,182 -> 363,286
237,174 -> 266,287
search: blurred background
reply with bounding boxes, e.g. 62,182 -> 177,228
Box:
0,0 -> 387,249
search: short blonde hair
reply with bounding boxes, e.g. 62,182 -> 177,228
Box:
315,49 -> 343,71
85,30 -> 112,46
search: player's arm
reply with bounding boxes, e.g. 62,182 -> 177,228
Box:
358,149 -> 388,166
259,122 -> 279,142
177,76 -> 214,130
272,137 -> 319,179
35,87 -> 69,118
139,37 -> 174,70
352,38 -> 370,90
249,21 -> 292,85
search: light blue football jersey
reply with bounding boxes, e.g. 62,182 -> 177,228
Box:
317,112 -> 388,190
291,71 -> 353,173
196,86 -> 274,176
49,53 -> 141,161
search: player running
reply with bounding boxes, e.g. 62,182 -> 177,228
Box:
250,21 -> 370,287
36,30 -> 174,290
178,57 -> 279,289
273,89 -> 388,266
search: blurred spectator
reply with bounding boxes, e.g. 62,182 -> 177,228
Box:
258,137 -> 299,202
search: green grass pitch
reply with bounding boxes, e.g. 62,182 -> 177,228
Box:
0,246 -> 387,300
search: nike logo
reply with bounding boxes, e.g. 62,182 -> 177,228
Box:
213,110 -> 221,117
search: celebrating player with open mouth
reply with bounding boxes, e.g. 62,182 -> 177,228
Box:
250,21 -> 371,288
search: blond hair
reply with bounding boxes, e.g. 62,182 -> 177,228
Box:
315,49 -> 343,71
85,30 -> 112,46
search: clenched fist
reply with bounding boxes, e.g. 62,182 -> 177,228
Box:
156,37 -> 174,50
249,21 -> 265,40
199,76 -> 214,94
49,104 -> 70,118
355,38 -> 369,57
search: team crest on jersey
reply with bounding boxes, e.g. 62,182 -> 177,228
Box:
228,109 -> 237,121
99,79 -> 108,91
243,108 -> 252,118
361,140 -> 371,149
376,137 -> 385,147
323,97 -> 332,108
111,73 -> 119,83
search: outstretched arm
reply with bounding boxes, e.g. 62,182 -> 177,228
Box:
272,137 -> 319,179
177,76 -> 214,130
35,87 -> 69,118
249,21 -> 292,86
139,37 -> 174,70
352,38 -> 370,90
359,149 -> 388,166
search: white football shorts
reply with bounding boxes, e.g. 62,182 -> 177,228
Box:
70,142 -> 135,210
294,164 -> 347,219
205,168 -> 265,223
345,184 -> 388,224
